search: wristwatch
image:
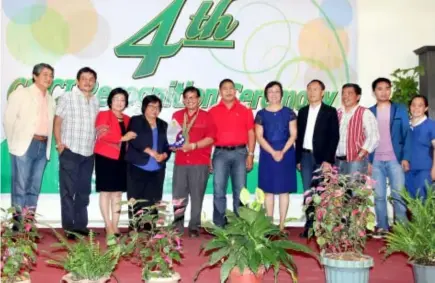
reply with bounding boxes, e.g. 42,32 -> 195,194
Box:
248,152 -> 254,157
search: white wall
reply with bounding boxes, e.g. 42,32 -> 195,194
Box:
357,0 -> 435,106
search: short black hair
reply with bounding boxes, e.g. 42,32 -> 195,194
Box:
372,77 -> 391,91
409,94 -> 429,116
219,78 -> 235,89
342,83 -> 362,95
264,81 -> 283,102
107,87 -> 129,109
141,95 -> 162,114
76,67 -> 97,81
307,79 -> 325,91
183,86 -> 201,98
32,63 -> 54,82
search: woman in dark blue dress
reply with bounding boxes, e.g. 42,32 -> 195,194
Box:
255,81 -> 297,230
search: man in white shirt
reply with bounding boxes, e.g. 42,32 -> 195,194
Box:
3,63 -> 55,223
54,67 -> 100,239
336,83 -> 380,175
296,79 -> 340,238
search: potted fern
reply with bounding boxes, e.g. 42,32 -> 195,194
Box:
122,198 -> 184,283
46,230 -> 123,283
305,168 -> 376,283
384,187 -> 435,283
194,188 -> 316,283
1,207 -> 39,283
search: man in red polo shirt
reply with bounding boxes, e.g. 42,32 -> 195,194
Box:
172,86 -> 216,237
209,78 -> 255,227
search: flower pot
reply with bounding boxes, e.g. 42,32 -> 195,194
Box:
61,273 -> 110,283
228,266 -> 265,283
145,272 -> 181,283
15,279 -> 31,283
412,262 -> 435,283
321,254 -> 373,283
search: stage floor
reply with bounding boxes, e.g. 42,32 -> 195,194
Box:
29,228 -> 413,283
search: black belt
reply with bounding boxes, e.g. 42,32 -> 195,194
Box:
336,156 -> 347,161
215,145 -> 246,151
302,148 -> 312,153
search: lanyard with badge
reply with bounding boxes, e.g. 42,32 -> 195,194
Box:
182,110 -> 199,144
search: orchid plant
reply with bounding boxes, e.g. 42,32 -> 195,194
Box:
304,167 -> 376,258
122,198 -> 184,281
1,207 -> 39,283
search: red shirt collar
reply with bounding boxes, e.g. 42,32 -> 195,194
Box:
183,108 -> 201,118
218,98 -> 240,109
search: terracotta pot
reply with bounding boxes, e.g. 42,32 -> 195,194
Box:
228,266 -> 265,283
145,272 -> 181,283
61,273 -> 110,283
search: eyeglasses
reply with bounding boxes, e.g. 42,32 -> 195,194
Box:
147,104 -> 161,111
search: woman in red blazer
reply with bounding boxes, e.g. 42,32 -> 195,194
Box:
94,88 -> 136,239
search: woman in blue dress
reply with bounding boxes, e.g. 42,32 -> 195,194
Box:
255,81 -> 297,230
406,95 -> 435,200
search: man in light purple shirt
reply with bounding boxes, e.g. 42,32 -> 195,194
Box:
369,77 -> 411,239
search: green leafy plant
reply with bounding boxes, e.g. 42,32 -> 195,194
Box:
194,188 -> 316,283
122,198 -> 184,281
390,66 -> 425,106
384,187 -> 435,266
304,168 -> 376,259
1,207 -> 39,283
46,230 -> 122,281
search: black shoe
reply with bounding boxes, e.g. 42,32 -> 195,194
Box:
371,228 -> 388,239
74,228 -> 99,236
189,229 -> 200,238
65,232 -> 76,240
299,229 -> 309,238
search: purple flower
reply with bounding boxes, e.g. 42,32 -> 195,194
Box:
172,198 -> 186,207
305,197 -> 313,205
174,207 -> 185,215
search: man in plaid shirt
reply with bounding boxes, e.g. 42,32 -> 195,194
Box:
54,67 -> 100,239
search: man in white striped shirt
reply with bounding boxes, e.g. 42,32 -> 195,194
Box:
336,83 -> 380,175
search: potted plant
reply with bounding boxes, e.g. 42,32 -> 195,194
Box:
390,65 -> 424,106
122,198 -> 184,283
1,207 -> 39,283
45,230 -> 123,283
384,187 -> 435,283
194,188 -> 316,283
305,168 -> 376,283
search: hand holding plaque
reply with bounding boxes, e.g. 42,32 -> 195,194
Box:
167,119 -> 185,148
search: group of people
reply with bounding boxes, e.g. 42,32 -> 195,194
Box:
4,63 -> 434,242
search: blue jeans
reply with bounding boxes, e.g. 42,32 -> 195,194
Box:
337,159 -> 368,176
212,147 -> 247,227
10,139 -> 47,211
372,160 -> 407,230
300,152 -> 321,191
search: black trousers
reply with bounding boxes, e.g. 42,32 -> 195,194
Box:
126,164 -> 165,229
59,149 -> 94,231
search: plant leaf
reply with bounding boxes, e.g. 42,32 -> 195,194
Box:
239,188 -> 251,206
